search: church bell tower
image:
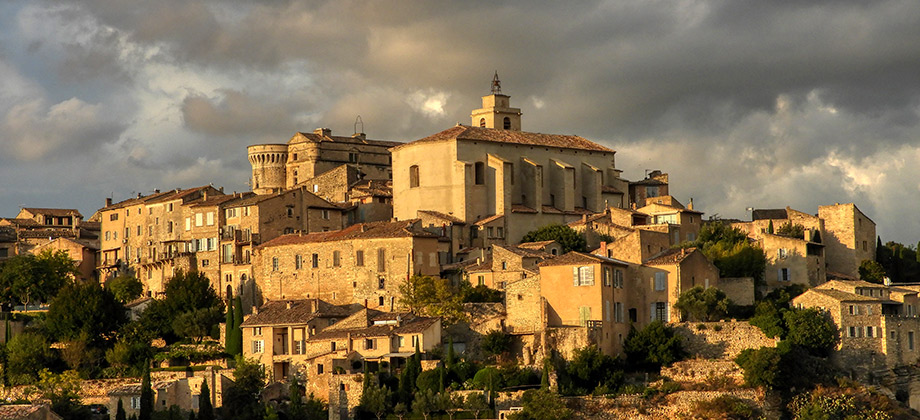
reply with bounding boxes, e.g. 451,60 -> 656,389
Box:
471,72 -> 522,131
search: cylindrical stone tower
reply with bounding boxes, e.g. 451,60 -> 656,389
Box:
247,144 -> 289,195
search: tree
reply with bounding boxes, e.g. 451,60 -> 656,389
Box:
46,281 -> 127,347
198,380 -> 214,420
541,359 -> 550,389
398,275 -> 466,323
446,338 -> 456,369
34,369 -> 88,420
674,286 -> 732,322
690,222 -> 766,284
224,295 -> 239,356
116,399 -> 127,420
412,389 -> 440,420
783,308 -> 839,357
767,220 -> 774,235
107,274 -> 144,303
481,330 -> 512,359
734,346 -> 783,389
222,356 -> 266,420
859,259 -> 887,284
171,307 -> 224,343
507,389 -> 571,420
521,225 -> 586,253
393,403 -> 408,420
0,250 -> 75,309
775,222 -> 805,239
140,364 -> 154,420
442,391 -> 464,420
231,296 -> 244,355
461,283 -> 504,303
623,321 -> 684,371
564,345 -> 623,395
163,270 -> 223,314
464,392 -> 489,419
360,380 -> 392,420
6,332 -> 56,385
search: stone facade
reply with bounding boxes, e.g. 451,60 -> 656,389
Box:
759,233 -> 825,289
819,203 -> 876,278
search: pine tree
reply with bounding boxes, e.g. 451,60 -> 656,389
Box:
139,364 -> 153,420
198,379 -> 214,420
116,398 -> 127,420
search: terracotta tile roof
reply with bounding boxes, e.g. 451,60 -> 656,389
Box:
826,271 -> 859,281
0,218 -> 38,227
241,300 -> 358,327
601,185 -> 623,194
629,178 -> 667,186
510,205 -> 538,214
21,208 -> 83,218
441,259 -> 480,271
808,289 -> 878,302
258,219 -> 436,249
189,194 -> 237,208
538,251 -> 627,267
751,209 -> 789,221
516,240 -> 557,250
290,132 -> 402,148
417,210 -> 465,224
644,247 -> 698,266
0,404 -> 60,420
818,279 -> 887,290
350,180 -> 392,198
392,125 -> 615,153
308,314 -> 438,341
495,244 -> 551,259
473,214 -> 504,226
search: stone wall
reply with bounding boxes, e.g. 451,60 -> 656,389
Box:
568,389 -> 766,420
660,359 -> 743,384
673,321 -> 778,360
718,277 -> 755,306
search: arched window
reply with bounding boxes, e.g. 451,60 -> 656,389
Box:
474,162 -> 485,185
503,117 -> 511,129
479,118 -> 486,127
409,165 -> 420,188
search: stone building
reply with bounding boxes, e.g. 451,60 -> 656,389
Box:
759,233 -> 825,289
793,280 -> 920,370
628,170 -> 669,208
635,202 -> 703,244
0,404 -> 62,420
465,243 -> 555,290
640,247 -> 721,323
0,227 -> 16,260
253,220 -> 441,309
28,237 -> 98,282
391,76 -> 630,246
819,203 -> 876,279
106,371 -> 232,418
0,207 -> 100,257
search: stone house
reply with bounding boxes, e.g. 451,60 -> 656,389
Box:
641,248 -> 721,323
106,372 -> 232,418
758,232 -> 825,289
819,203 -> 876,279
793,279 -> 920,370
0,207 -> 99,257
465,243 -> 553,290
628,170 -> 669,208
253,219 -> 441,308
391,77 -> 631,246
635,202 -> 703,244
303,165 -> 394,225
28,237 -> 98,282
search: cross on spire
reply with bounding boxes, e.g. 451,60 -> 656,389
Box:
491,71 -> 502,94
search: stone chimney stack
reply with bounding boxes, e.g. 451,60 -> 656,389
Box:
105,197 -> 112,207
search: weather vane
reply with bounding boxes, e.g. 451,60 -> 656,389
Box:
491,71 -> 501,94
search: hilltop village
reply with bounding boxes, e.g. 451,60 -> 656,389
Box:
1,76 -> 918,420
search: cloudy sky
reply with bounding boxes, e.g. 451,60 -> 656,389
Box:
2,1 -> 920,243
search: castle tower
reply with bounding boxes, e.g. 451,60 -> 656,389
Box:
247,144 -> 289,195
471,72 -> 522,131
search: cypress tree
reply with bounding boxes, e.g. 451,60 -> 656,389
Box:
767,220 -> 774,234
446,338 -> 456,370
198,380 -> 214,420
139,364 -> 153,420
116,398 -> 127,420
225,293 -> 235,352
231,296 -> 244,356
438,367 -> 445,392
541,359 -> 550,389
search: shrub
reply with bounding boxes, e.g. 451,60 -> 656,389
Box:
692,395 -> 760,420
674,286 -> 732,322
624,321 -> 684,371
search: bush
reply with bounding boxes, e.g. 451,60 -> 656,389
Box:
471,367 -> 503,390
562,345 -> 623,395
675,286 -> 732,322
624,321 -> 684,371
6,332 -> 57,385
481,330 -> 513,358
520,224 -> 586,253
692,395 -> 760,420
783,308 -> 839,357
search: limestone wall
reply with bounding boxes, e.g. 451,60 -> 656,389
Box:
673,321 -> 778,360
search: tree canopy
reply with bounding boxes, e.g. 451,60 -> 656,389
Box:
0,249 -> 76,308
674,286 -> 732,322
521,224 -> 586,253
46,281 -> 127,346
106,274 -> 144,303
623,321 -> 685,371
138,270 -> 223,343
398,275 -> 465,324
688,222 -> 766,284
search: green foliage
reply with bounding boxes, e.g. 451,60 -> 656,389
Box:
222,356 -> 266,420
859,259 -> 887,284
692,394 -> 761,420
464,391 -> 490,419
623,321 -> 684,371
398,275 -> 466,324
139,270 -> 223,344
446,338 -> 456,369
562,345 -> 623,395
34,369 -> 89,420
107,275 -> 144,303
749,301 -> 786,339
197,379 -> 214,420
789,384 -> 904,420
471,367 -> 502,390
776,222 -> 806,239
876,240 -> 920,282
735,342 -> 834,392
105,322 -> 156,377
225,296 -> 240,356
674,286 -> 732,322
481,330 -> 512,358
116,398 -> 127,420
416,368 -> 443,394
171,307 -> 224,343
412,389 -> 441,420
398,347 -> 422,405
783,308 -> 839,357
735,346 -> 783,389
0,249 -> 76,307
507,389 -> 571,420
690,222 -> 766,283
6,331 -> 56,385
461,283 -> 504,303
360,379 -> 392,420
231,296 -> 244,356
140,365 -> 154,420
521,224 -> 586,253
46,281 -> 127,346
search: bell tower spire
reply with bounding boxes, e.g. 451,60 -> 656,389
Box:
471,72 -> 522,130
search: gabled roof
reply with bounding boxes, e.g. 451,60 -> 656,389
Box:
644,247 -> 698,266
258,219 -> 437,249
308,312 -> 438,341
494,244 -> 551,259
516,240 -> 557,250
393,125 -> 615,153
0,404 -> 61,420
20,208 -> 82,218
241,300 -> 358,327
752,209 -> 789,221
807,288 -> 878,302
417,210 -> 465,224
289,131 -> 401,148
538,251 -> 628,267
473,214 -> 504,226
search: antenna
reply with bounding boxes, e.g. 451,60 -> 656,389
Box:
354,115 -> 364,135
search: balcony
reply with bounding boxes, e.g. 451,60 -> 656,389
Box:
221,229 -> 260,244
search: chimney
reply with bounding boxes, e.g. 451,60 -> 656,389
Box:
154,189 -> 160,194
313,298 -> 319,313
203,191 -> 208,201
599,241 -> 607,254
286,301 -> 292,310
314,128 -> 332,137
137,192 -> 142,198
582,214 -> 588,222
252,306 -> 259,315
687,198 -> 694,210
105,197 -> 112,207
219,187 -> 224,193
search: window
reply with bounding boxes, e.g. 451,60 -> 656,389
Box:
131,397 -> 141,410
253,327 -> 262,336
168,203 -> 173,212
137,225 -> 142,235
615,302 -> 624,323
654,272 -> 667,291
322,209 -> 330,220
167,221 -> 173,233
866,326 -> 874,338
295,255 -> 303,270
479,118 -> 486,127
379,296 -> 385,306
252,340 -> 264,353
333,251 -> 341,267
409,165 -> 420,188
378,278 -> 385,290
356,250 -> 364,266
195,213 -> 203,227
573,266 -> 594,286
605,300 -> 611,322
398,336 -> 405,347
349,152 -> 359,163
497,227 -> 504,238
272,257 -> 279,271
603,267 -> 612,287
287,208 -> 294,217
105,231 -> 111,241
778,248 -> 787,259
653,302 -> 668,322
364,338 -> 376,350
377,248 -> 386,272
848,326 -> 857,337
503,117 -> 511,129
849,305 -> 856,315
867,305 -> 873,315
109,213 -> 118,221
185,218 -> 191,231
911,332 -> 915,351
614,269 -> 624,288
779,268 -> 790,282
477,276 -> 484,287
207,212 -> 215,225
863,241 -> 868,251
501,261 -> 507,270
312,254 -> 319,268
411,335 -> 420,347
317,364 -> 324,375
475,162 -> 485,185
